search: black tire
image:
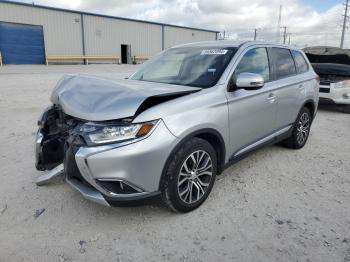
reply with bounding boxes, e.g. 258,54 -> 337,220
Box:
283,107 -> 312,149
338,104 -> 350,114
161,137 -> 217,212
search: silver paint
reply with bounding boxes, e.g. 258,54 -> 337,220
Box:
40,40 -> 319,205
50,74 -> 200,121
66,177 -> 110,206
36,163 -> 64,186
235,72 -> 264,89
233,125 -> 292,157
74,121 -> 178,193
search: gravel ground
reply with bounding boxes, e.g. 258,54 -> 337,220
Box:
0,64 -> 350,262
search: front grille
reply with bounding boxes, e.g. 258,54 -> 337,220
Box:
319,80 -> 332,86
319,87 -> 330,93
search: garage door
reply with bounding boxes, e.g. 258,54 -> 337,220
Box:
0,22 -> 45,64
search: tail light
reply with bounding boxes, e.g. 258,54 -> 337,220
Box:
315,74 -> 320,84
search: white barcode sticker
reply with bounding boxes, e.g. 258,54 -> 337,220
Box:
201,49 -> 228,55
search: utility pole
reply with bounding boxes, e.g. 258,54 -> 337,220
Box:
254,28 -> 258,40
277,5 -> 282,42
340,0 -> 349,48
288,33 -> 291,45
281,26 -> 287,44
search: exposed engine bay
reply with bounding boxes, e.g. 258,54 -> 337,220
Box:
36,77 -> 199,171
311,63 -> 350,85
35,105 -> 86,171
303,46 -> 350,85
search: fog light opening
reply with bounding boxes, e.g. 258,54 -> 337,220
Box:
96,179 -> 144,195
343,93 -> 350,99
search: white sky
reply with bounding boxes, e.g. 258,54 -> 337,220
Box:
17,0 -> 350,48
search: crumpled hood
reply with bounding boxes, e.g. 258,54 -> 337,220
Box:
51,75 -> 200,121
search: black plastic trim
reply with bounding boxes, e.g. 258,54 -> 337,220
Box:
302,99 -> 316,120
226,126 -> 293,168
319,87 -> 330,93
103,191 -> 162,207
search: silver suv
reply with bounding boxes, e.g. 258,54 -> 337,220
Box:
35,41 -> 319,212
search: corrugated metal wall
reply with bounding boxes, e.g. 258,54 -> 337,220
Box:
0,2 -> 218,60
0,2 -> 83,55
83,15 -> 162,57
164,26 -> 217,49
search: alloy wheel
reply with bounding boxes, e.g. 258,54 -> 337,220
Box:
177,150 -> 213,204
296,112 -> 310,145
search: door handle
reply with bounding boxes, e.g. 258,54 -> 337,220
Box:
267,93 -> 277,103
298,84 -> 305,89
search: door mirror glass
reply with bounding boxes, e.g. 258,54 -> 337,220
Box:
235,72 -> 264,90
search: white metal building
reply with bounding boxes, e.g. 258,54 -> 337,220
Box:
0,0 -> 218,64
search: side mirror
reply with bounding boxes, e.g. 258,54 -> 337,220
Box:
235,72 -> 265,90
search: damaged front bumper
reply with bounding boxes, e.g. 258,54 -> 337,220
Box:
35,120 -> 178,207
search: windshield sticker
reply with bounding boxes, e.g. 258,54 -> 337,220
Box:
201,49 -> 228,55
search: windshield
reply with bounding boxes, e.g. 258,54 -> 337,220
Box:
130,47 -> 237,88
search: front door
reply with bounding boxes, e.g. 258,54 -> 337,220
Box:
226,47 -> 278,157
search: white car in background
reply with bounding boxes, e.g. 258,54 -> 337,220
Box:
304,46 -> 350,113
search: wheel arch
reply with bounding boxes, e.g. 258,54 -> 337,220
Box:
303,99 -> 316,120
158,128 -> 226,190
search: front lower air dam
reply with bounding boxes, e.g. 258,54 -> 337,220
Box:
36,164 -> 64,186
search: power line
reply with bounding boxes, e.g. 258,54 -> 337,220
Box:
340,0 -> 349,48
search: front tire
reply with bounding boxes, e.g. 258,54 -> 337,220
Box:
283,107 -> 312,149
161,137 -> 217,212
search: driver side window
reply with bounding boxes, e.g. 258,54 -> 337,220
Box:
233,48 -> 270,82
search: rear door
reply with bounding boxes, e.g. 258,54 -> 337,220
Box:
268,47 -> 304,129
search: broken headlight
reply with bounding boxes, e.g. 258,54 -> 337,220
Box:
334,80 -> 350,89
78,120 -> 159,145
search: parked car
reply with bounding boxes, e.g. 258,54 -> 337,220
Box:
304,46 -> 350,113
35,41 -> 319,212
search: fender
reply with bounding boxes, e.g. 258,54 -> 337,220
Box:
158,128 -> 226,190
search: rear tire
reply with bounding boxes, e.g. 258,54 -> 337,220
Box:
338,104 -> 350,114
161,137 -> 217,213
283,107 -> 312,149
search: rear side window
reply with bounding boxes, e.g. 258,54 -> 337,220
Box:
291,50 -> 309,73
271,48 -> 296,79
